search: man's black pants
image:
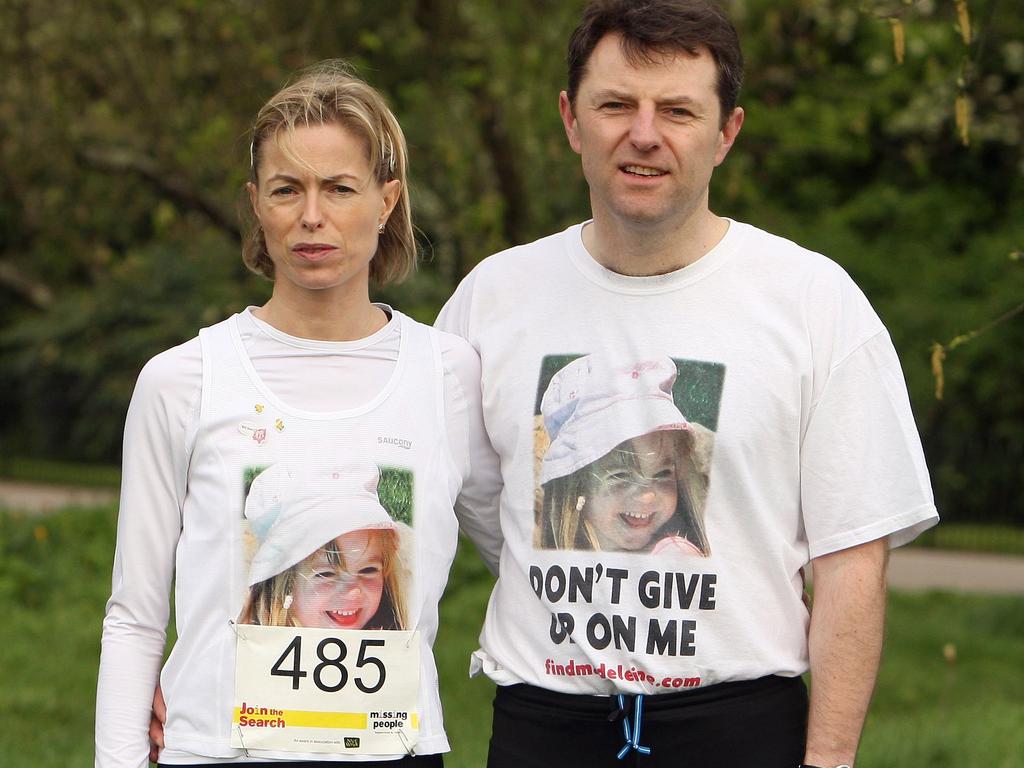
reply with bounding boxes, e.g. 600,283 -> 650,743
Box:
487,674 -> 807,767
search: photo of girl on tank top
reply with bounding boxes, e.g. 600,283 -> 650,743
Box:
237,461 -> 412,630
533,354 -> 723,555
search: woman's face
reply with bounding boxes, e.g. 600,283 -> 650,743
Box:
582,431 -> 679,552
248,122 -> 400,303
290,529 -> 387,629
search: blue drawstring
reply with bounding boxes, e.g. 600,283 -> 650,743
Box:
615,693 -> 652,760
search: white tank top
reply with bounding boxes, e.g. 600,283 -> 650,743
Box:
160,310 -> 460,761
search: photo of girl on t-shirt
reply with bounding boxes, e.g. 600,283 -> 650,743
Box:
237,461 -> 411,629
534,354 -> 718,555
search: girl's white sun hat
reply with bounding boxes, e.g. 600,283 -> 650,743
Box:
540,354 -> 690,485
244,461 -> 395,586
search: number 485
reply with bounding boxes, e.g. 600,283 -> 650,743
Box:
271,637 -> 386,694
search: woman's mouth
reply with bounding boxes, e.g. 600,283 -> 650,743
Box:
292,243 -> 337,261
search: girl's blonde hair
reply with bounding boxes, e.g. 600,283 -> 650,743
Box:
537,430 -> 710,554
242,59 -> 415,285
238,528 -> 408,629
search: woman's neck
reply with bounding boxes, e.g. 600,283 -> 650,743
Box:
253,289 -> 388,341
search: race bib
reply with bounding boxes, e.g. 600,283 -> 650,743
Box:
231,625 -> 420,754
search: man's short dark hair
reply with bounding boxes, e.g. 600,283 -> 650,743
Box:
567,0 -> 744,125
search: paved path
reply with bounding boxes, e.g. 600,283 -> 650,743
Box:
2,479 -> 1023,595
885,547 -> 1024,595
0,478 -> 117,514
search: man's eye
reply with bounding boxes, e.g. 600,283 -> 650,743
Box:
601,101 -> 626,110
668,108 -> 692,118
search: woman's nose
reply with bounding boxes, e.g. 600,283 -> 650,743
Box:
301,195 -> 325,230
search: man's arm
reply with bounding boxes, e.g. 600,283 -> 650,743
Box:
804,537 -> 889,767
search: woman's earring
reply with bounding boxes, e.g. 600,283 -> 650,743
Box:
378,222 -> 385,234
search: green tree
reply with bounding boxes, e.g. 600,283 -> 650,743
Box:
0,0 -> 1020,523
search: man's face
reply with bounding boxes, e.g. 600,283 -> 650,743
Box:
560,33 -> 743,230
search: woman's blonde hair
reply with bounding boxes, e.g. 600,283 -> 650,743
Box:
537,430 -> 710,554
238,528 -> 408,629
242,59 -> 415,285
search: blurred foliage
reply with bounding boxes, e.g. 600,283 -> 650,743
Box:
914,522 -> 1024,555
0,455 -> 121,488
379,466 -> 414,525
0,0 -> 1021,524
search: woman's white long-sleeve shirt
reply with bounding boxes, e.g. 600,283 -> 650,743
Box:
96,307 -> 503,767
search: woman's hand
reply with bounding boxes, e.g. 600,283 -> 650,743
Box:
148,685 -> 166,763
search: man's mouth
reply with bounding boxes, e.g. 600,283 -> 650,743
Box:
622,165 -> 667,177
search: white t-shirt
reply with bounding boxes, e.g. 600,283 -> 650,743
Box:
96,307 -> 502,767
436,220 -> 937,694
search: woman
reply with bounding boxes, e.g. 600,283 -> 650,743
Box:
96,61 -> 501,768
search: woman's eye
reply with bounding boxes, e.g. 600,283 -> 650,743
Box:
654,469 -> 676,483
329,184 -> 355,195
312,569 -> 336,580
358,565 -> 382,577
269,186 -> 296,197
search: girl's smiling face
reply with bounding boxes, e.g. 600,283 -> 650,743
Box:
582,431 -> 679,551
290,529 -> 386,629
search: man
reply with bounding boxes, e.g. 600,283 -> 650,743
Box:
435,1 -> 937,767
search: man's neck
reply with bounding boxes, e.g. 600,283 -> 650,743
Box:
582,207 -> 729,277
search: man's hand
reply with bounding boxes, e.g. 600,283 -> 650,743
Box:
148,685 -> 166,764
804,537 -> 889,767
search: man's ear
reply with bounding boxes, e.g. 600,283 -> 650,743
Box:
559,91 -> 582,155
714,106 -> 744,166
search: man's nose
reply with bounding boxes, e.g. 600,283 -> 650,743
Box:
629,105 -> 661,151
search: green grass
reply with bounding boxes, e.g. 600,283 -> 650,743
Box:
1,506 -> 1022,767
912,523 -> 1024,556
0,506 -> 118,767
0,456 -> 121,489
860,591 -> 1024,767
435,538 -> 497,767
